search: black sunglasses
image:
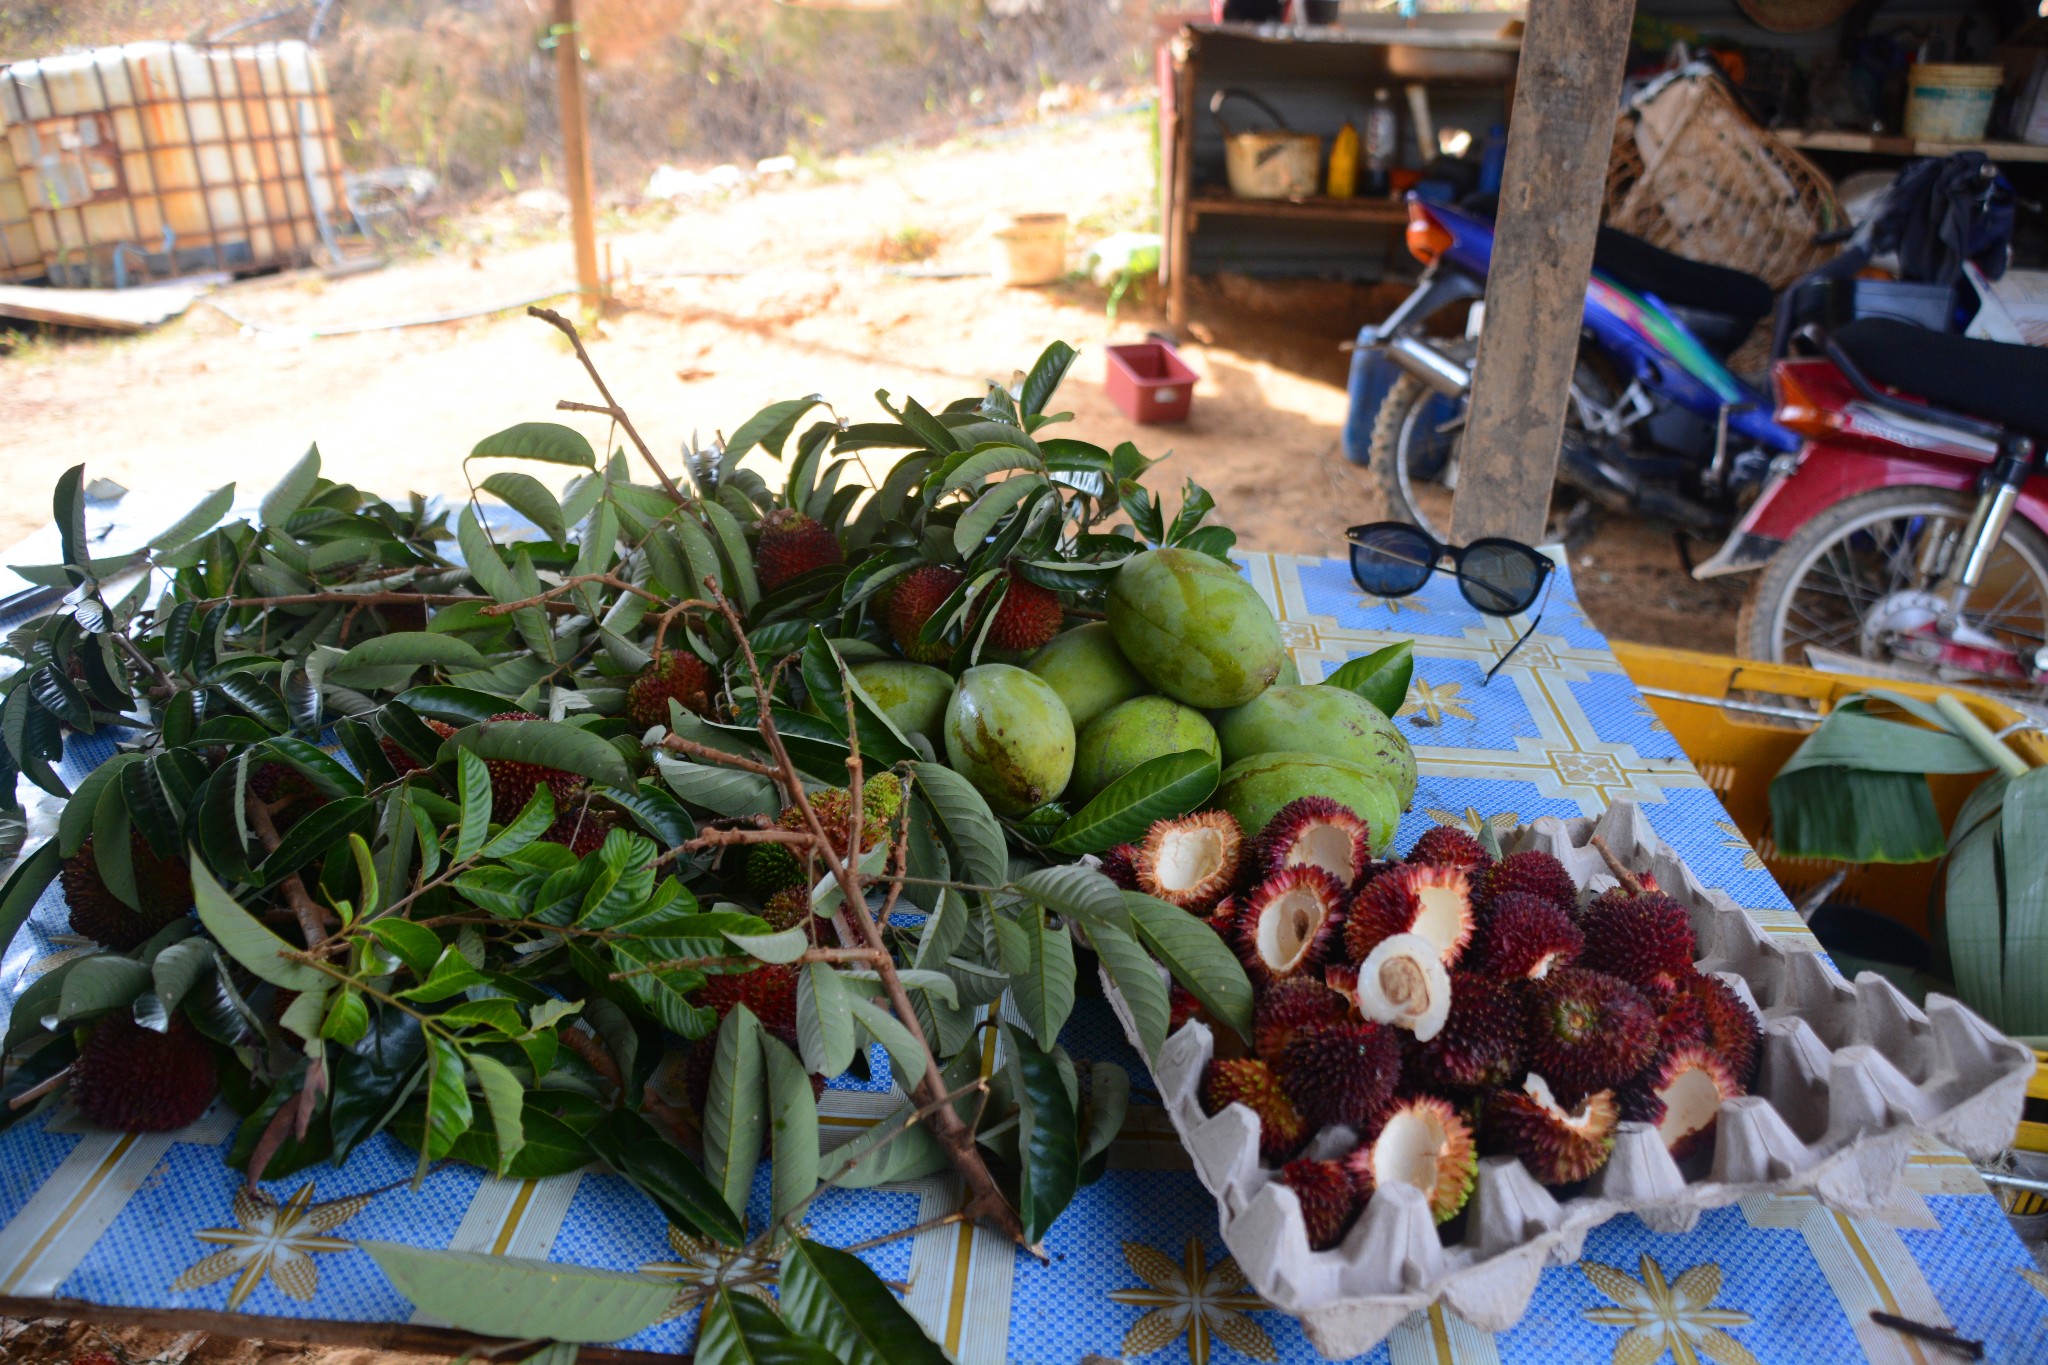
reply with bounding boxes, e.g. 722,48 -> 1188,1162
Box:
1345,522 -> 1555,683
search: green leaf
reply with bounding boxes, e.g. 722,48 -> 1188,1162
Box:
482,784 -> 557,858
997,903 -> 1076,1051
820,1096 -> 950,1190
1772,765 -> 1950,864
1089,917 -> 1171,1061
609,940 -> 715,1038
149,938 -> 218,1021
845,993 -> 925,1084
396,686 -> 521,726
481,471 -> 568,544
1126,890 -> 1253,1045
1020,340 -> 1078,418
953,475 -> 1048,559
57,754 -> 142,857
1049,750 -> 1219,855
255,796 -> 375,886
421,1036 -> 474,1160
0,841 -> 61,963
57,954 -> 151,1028
654,752 -> 779,820
697,498 -> 762,612
53,464 -> 89,579
329,1003 -> 427,1161
797,962 -> 857,1077
778,1238 -> 951,1365
358,1241 -> 671,1343
761,1033 -> 819,1226
587,1108 -> 745,1245
2000,768 -> 2048,1034
148,483 -> 235,553
366,919 -> 443,977
727,396 -> 826,461
468,1051 -> 528,1175
403,946 -> 489,1003
191,859 -> 329,991
1323,639 -> 1414,718
704,1004 -> 766,1225
1004,1022 -> 1080,1245
452,717 -> 630,791
280,984 -> 334,1041
725,925 -> 810,965
470,421 -> 597,467
909,762 -> 1007,888
455,749 -> 493,862
695,1288 -> 842,1365
605,780 -> 696,849
260,444 -> 321,526
332,632 -> 489,682
321,989 -> 370,1045
1080,1060 -> 1129,1170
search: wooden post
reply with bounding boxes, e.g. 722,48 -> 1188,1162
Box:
1448,0 -> 1636,546
553,0 -> 602,310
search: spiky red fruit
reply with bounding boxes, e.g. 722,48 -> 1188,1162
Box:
1343,863 -> 1474,967
482,711 -> 583,815
780,789 -> 886,860
762,886 -> 810,932
1202,1057 -> 1305,1161
1136,811 -> 1243,913
69,1015 -> 216,1132
380,716 -> 458,775
1256,797 -> 1372,886
1522,967 -> 1659,1096
1407,825 -> 1493,873
1481,1074 -> 1618,1185
1579,892 -> 1696,998
1343,1095 -> 1477,1222
1620,1045 -> 1742,1159
1478,850 -> 1579,918
627,652 -> 716,730
1254,976 -> 1350,1069
754,509 -> 844,594
886,565 -> 967,664
1277,1020 -> 1401,1132
986,572 -> 1063,652
1666,971 -> 1762,1086
62,832 -> 192,952
1405,972 -> 1523,1091
693,964 -> 798,1034
1235,865 -> 1346,984
1098,844 -> 1140,890
1468,892 -> 1583,981
542,805 -> 617,858
1280,1158 -> 1358,1249
1168,983 -> 1201,1034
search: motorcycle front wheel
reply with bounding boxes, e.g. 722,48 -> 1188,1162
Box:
1738,485 -> 2048,706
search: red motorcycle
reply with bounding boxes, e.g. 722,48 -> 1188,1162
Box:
1695,317 -> 2048,704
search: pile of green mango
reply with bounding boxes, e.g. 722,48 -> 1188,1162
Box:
852,547 -> 1416,842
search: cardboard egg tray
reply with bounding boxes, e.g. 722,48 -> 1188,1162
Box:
1099,799 -> 2035,1359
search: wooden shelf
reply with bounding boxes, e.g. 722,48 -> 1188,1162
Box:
1188,193 -> 1409,223
1776,129 -> 2048,163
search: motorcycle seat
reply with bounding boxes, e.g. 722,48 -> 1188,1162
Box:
1835,318 -> 2048,441
1591,227 -> 1775,337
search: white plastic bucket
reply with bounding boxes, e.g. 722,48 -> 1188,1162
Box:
1905,64 -> 2002,142
989,212 -> 1066,286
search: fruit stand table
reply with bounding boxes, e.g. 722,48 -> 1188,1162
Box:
0,548 -> 2042,1364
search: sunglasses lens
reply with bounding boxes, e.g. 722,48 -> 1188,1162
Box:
1350,525 -> 1437,597
1459,543 -> 1546,614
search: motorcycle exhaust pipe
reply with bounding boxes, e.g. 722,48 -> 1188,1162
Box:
1384,336 -> 1471,398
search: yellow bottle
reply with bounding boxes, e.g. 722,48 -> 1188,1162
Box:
1327,122 -> 1360,199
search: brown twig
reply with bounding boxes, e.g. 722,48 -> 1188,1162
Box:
1587,835 -> 1643,895
477,573 -> 676,617
561,1023 -> 627,1099
606,946 -> 884,982
246,1085 -> 308,1187
245,797 -> 333,946
528,307 -> 685,502
7,1064 -> 73,1111
1869,1312 -> 1984,1360
657,734 -> 783,780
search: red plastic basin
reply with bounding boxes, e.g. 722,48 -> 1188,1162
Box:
1104,341 -> 1198,425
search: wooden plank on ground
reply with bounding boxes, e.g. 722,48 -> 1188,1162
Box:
1448,0 -> 1635,546
0,279 -> 221,332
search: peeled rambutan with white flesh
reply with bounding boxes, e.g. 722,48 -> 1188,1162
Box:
1624,1045 -> 1742,1159
1522,967 -> 1659,1096
1235,865 -> 1346,985
1478,849 -> 1579,918
1406,824 -> 1493,873
1256,797 -> 1372,886
1468,892 -> 1583,981
1579,892 -> 1697,998
1203,1057 -> 1305,1162
1351,932 -> 1452,1041
1481,1073 -> 1618,1185
1278,1020 -> 1401,1132
1344,863 -> 1474,967
1136,811 -> 1244,913
1405,970 -> 1522,1090
1343,1095 -> 1476,1223
1254,975 -> 1350,1068
1280,1158 -> 1358,1250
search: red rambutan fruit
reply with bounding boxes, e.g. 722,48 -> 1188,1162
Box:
1098,843 -> 1140,891
985,572 -> 1064,653
1254,975 -> 1350,1069
62,832 -> 192,952
1277,1019 -> 1401,1132
1344,863 -> 1475,967
1477,849 -> 1579,918
1168,983 -> 1201,1035
541,804 -> 618,858
1406,825 -> 1493,873
1670,971 -> 1762,1086
1619,1044 -> 1742,1159
886,565 -> 967,664
69,1015 -> 217,1132
1137,811 -> 1244,914
1235,865 -> 1346,984
1202,1057 -> 1306,1162
1255,796 -> 1373,886
1467,892 -> 1583,981
1405,971 -> 1524,1092
1521,966 -> 1659,1096
1480,1073 -> 1618,1185
1280,1158 -> 1359,1249
627,651 -> 716,730
481,711 -> 583,815
1579,893 -> 1696,998
694,964 -> 798,1035
754,509 -> 844,594
1343,1095 -> 1477,1222
380,716 -> 457,776
762,886 -> 810,932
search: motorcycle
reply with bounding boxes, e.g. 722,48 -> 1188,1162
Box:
1347,196 -> 1802,538
1695,317 -> 2048,705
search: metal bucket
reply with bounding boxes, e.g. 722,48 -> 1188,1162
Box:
1211,89 -> 1320,200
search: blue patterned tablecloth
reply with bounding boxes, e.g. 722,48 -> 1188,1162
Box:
0,552 -> 2042,1364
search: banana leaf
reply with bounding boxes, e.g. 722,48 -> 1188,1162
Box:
1769,694 -> 1991,864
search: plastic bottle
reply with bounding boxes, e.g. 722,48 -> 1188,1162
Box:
1327,122 -> 1360,199
1478,123 -> 1508,195
1365,88 -> 1399,197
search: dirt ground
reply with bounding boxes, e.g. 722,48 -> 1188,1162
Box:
0,109 -> 1743,655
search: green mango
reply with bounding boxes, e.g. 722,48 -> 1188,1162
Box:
850,661 -> 955,748
1068,695 -> 1218,805
943,664 -> 1075,816
1214,751 -> 1400,853
1106,547 -> 1284,709
1026,622 -> 1149,732
1214,684 -> 1417,806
